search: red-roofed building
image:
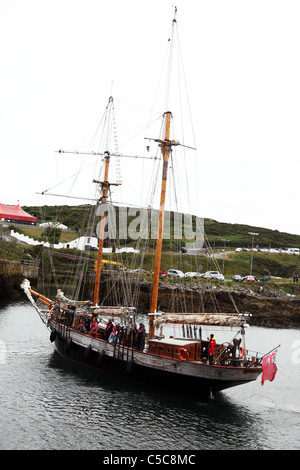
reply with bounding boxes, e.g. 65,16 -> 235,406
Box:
0,203 -> 36,225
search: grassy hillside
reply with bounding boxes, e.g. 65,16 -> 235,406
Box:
203,219 -> 300,249
23,204 -> 300,250
0,236 -> 299,282
2,204 -> 298,282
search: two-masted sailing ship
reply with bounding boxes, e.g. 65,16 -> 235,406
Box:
22,9 -> 266,398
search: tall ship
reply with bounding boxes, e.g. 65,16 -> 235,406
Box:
22,8 -> 269,398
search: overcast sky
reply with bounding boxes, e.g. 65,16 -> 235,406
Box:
1,0 -> 300,237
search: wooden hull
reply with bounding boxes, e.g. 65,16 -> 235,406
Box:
49,321 -> 262,397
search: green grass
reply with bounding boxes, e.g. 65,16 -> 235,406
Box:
22,204 -> 300,250
203,219 -> 300,248
229,251 -> 299,278
2,203 -> 300,282
0,238 -> 36,262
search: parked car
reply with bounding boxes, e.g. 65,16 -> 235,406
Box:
203,271 -> 224,281
232,275 -> 243,282
235,248 -> 243,252
214,273 -> 225,281
203,271 -> 212,279
184,272 -> 201,278
167,269 -> 184,278
260,275 -> 272,281
243,275 -> 257,282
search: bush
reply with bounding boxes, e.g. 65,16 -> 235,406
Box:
41,227 -> 62,244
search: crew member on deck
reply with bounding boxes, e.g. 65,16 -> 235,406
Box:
109,326 -> 118,344
90,317 -> 98,337
105,319 -> 113,341
208,334 -> 216,364
78,315 -> 85,332
136,322 -> 146,351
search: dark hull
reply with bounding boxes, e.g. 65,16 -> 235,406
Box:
50,323 -> 262,398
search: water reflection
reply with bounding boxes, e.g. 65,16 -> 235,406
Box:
45,351 -> 264,450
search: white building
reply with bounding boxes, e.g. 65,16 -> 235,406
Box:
10,231 -> 140,253
39,222 -> 69,231
65,236 -> 98,251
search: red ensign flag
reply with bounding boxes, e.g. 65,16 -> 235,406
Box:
261,348 -> 278,385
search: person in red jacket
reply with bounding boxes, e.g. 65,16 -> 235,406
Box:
208,334 -> 216,364
90,317 -> 98,337
109,326 -> 118,344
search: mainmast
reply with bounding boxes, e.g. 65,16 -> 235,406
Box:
149,8 -> 178,337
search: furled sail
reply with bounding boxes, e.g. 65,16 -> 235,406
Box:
153,313 -> 247,328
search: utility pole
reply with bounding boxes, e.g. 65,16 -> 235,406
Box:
248,232 -> 259,275
221,239 -> 230,275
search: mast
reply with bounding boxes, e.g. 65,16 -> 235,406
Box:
92,96 -> 120,306
149,8 -> 178,337
93,152 -> 110,306
149,113 -> 172,310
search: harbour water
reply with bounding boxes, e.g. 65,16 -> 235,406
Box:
0,300 -> 299,451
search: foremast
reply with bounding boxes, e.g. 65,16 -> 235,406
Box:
93,96 -> 120,306
93,151 -> 110,306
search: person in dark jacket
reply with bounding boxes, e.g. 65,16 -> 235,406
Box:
77,315 -> 86,332
136,322 -> 146,351
105,319 -> 113,341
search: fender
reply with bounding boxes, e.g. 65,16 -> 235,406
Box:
84,344 -> 92,359
65,338 -> 72,352
126,358 -> 133,373
97,350 -> 105,364
50,329 -> 56,343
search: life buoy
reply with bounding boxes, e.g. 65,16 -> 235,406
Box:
178,347 -> 189,361
240,347 -> 245,359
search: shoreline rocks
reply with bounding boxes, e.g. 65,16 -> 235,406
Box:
4,274 -> 300,329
